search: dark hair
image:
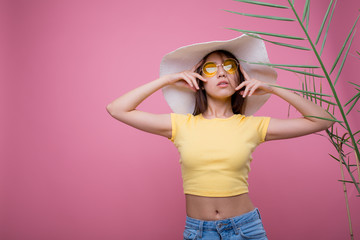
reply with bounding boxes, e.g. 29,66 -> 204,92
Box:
192,50 -> 245,115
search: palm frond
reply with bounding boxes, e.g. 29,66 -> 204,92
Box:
320,0 -> 337,55
306,95 -> 336,105
223,10 -> 296,21
330,14 -> 360,74
344,91 -> 360,107
334,29 -> 357,85
346,95 -> 360,115
273,66 -> 324,78
320,79 -> 323,107
302,0 -> 310,22
338,180 -> 360,183
242,33 -> 311,51
225,28 -> 305,40
312,73 -> 317,104
348,81 -> 360,88
269,84 -> 332,97
315,0 -> 333,45
306,0 -> 310,31
233,0 -> 289,9
238,59 -> 319,68
304,115 -> 342,123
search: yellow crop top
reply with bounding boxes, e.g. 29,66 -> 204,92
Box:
169,113 -> 271,197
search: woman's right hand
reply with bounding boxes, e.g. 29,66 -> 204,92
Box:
161,60 -> 207,91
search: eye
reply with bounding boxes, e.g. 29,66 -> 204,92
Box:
223,59 -> 237,74
205,67 -> 217,73
223,64 -> 233,71
203,62 -> 217,76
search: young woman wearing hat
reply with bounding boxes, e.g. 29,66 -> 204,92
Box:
106,35 -> 334,240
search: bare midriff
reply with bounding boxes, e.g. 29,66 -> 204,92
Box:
185,193 -> 255,221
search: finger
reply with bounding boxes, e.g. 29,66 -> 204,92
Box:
235,81 -> 247,90
243,82 -> 256,97
184,75 -> 199,92
184,72 -> 199,90
181,74 -> 194,88
192,72 -> 207,82
248,82 -> 261,96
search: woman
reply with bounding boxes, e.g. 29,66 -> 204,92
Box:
106,35 -> 334,240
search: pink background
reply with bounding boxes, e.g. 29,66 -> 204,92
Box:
1,0 -> 360,239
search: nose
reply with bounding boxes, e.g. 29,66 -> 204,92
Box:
217,65 -> 226,78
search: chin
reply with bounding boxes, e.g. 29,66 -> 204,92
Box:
206,90 -> 236,100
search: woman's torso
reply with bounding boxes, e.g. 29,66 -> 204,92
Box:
185,193 -> 255,221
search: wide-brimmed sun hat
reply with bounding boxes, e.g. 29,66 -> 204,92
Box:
159,34 -> 277,116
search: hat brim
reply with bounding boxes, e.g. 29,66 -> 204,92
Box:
159,34 -> 277,116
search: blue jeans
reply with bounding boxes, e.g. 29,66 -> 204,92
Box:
183,208 -> 268,240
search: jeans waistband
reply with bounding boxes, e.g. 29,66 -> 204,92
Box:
185,208 -> 261,232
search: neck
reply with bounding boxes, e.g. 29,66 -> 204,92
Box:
203,96 -> 233,118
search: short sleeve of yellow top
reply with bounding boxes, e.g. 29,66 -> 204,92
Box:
169,113 -> 271,197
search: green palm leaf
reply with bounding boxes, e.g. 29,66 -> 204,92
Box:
312,74 -> 317,104
338,180 -> 360,184
334,29 -> 357,85
315,0 -> 333,45
344,91 -> 360,107
304,115 -> 343,123
223,10 -> 296,21
306,1 -> 310,30
307,95 -> 336,105
348,81 -> 360,88
269,84 -> 332,97
225,28 -> 305,40
330,14 -> 360,74
329,153 -> 341,162
273,66 -> 325,78
304,74 -> 312,101
320,0 -> 337,55
302,0 -> 310,22
238,59 -> 319,68
320,80 -> 323,107
353,129 -> 360,136
346,95 -> 360,115
233,0 -> 289,9
242,33 -> 311,51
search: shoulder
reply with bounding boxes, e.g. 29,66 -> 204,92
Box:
170,113 -> 197,125
240,114 -> 271,128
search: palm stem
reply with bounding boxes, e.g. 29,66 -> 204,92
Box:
338,147 -> 354,240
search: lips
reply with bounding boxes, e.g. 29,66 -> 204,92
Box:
217,80 -> 229,86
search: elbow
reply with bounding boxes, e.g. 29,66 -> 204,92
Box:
106,103 -> 113,115
320,119 -> 334,131
106,103 -> 120,117
326,120 -> 335,129
106,103 -> 129,120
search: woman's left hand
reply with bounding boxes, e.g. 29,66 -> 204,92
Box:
235,65 -> 274,98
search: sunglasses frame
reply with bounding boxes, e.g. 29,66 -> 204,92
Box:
201,58 -> 240,77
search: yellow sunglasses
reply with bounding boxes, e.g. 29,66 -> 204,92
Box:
202,58 -> 239,77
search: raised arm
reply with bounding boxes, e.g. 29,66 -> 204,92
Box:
106,68 -> 206,138
235,68 -> 334,141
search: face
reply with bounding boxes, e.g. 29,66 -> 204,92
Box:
201,52 -> 240,100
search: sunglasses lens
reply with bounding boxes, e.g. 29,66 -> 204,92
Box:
223,59 -> 237,74
203,62 -> 217,77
